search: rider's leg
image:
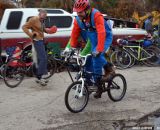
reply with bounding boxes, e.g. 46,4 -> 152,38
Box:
102,62 -> 115,81
83,56 -> 93,85
84,56 -> 93,72
92,52 -> 115,98
102,38 -> 115,81
94,77 -> 103,98
92,55 -> 104,98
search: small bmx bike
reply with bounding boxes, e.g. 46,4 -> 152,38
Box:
65,52 -> 127,113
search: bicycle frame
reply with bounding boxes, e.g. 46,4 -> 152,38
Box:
123,45 -> 153,61
73,53 -> 106,98
76,76 -> 85,98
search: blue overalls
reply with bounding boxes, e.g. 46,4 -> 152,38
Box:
76,9 -> 113,81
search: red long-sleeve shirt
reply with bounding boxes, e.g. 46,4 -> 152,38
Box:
70,8 -> 106,52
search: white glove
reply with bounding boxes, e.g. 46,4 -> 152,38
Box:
62,48 -> 70,55
62,47 -> 76,56
63,47 -> 70,53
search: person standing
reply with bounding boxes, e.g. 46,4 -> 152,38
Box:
144,15 -> 153,35
22,9 -> 57,86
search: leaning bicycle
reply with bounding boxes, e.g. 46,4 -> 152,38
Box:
65,51 -> 127,113
110,38 -> 160,69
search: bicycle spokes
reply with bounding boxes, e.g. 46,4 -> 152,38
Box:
108,74 -> 127,102
65,81 -> 89,113
110,81 -> 120,89
3,59 -> 25,88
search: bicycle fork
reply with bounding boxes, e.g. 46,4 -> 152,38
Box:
74,77 -> 85,98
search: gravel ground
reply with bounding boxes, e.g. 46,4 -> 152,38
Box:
0,66 -> 160,130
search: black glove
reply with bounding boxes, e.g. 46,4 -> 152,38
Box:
92,51 -> 101,57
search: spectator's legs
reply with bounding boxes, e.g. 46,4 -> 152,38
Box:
34,40 -> 47,79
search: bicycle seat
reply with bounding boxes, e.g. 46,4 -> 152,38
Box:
117,39 -> 129,45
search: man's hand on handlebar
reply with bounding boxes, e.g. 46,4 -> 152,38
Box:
62,47 -> 76,55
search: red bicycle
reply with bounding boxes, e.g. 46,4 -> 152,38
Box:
3,41 -> 56,88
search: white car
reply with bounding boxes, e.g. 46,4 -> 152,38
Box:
0,8 -> 147,52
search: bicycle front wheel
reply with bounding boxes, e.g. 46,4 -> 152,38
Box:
65,81 -> 89,113
116,50 -> 132,69
107,74 -> 127,102
3,59 -> 25,88
110,50 -> 119,68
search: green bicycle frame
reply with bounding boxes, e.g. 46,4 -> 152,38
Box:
122,45 -> 153,61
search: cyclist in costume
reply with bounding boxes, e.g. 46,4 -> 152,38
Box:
70,0 -> 115,98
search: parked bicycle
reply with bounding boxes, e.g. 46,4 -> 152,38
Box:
65,50 -> 127,113
0,54 -> 10,79
46,46 -> 79,83
110,37 -> 160,69
3,41 -> 56,88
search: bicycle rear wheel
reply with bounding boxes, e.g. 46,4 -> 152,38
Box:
107,74 -> 127,102
142,47 -> 160,66
65,81 -> 89,113
3,59 -> 25,88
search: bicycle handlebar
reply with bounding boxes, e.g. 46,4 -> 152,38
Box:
76,54 -> 92,66
64,49 -> 92,66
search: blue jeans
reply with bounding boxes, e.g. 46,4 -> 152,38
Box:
84,56 -> 93,72
34,40 -> 47,77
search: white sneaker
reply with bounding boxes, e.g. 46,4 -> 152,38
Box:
35,78 -> 47,86
41,74 -> 49,79
42,78 -> 49,83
